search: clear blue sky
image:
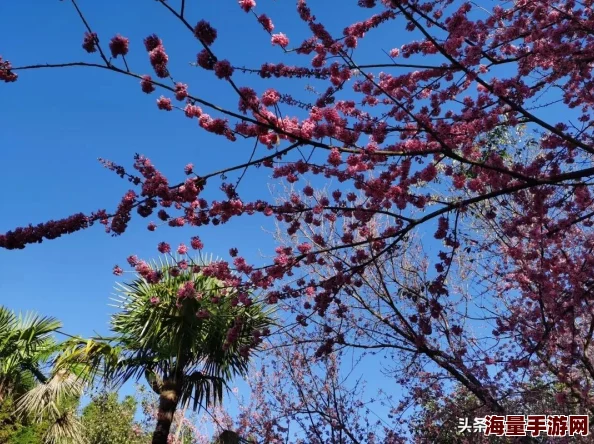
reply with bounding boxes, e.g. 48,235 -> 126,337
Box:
0,0 -> 404,431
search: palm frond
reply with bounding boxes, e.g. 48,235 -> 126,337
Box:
0,306 -> 16,338
42,409 -> 87,444
0,306 -> 62,397
16,369 -> 84,422
182,371 -> 226,411
54,337 -> 122,386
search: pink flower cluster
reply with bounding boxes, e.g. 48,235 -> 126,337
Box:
214,60 -> 234,79
109,34 -> 129,58
261,88 -> 280,106
0,212 -> 104,249
110,190 -> 137,235
82,32 -> 98,53
140,75 -> 155,94
258,14 -> 274,32
0,56 -> 17,82
174,82 -> 188,101
156,96 -> 173,111
238,0 -> 256,13
177,281 -> 197,299
193,20 -> 217,46
196,50 -> 216,70
144,34 -> 169,78
271,33 -> 289,48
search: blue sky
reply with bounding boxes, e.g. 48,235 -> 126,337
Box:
0,0 -> 408,432
0,0 -> 312,337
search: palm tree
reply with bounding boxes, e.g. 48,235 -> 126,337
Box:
0,306 -> 60,399
56,256 -> 274,444
0,306 -> 86,444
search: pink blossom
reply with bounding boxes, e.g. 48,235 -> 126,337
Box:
0,57 -> 17,83
184,105 -> 202,118
434,217 -> 449,240
110,190 -> 136,235
419,164 -> 438,182
177,281 -> 196,299
389,48 -> 400,57
143,34 -> 162,52
271,33 -> 289,48
140,75 -> 155,94
214,60 -> 234,79
190,236 -> 204,250
109,34 -> 129,58
174,82 -> 188,101
127,256 -> 139,267
197,50 -> 215,70
82,32 -> 98,53
156,96 -> 173,111
196,309 -> 210,319
328,148 -> 342,166
344,36 -> 357,48
297,243 -> 312,254
148,44 -> 169,78
193,20 -> 217,46
258,14 -> 274,32
238,0 -> 256,12
157,242 -> 171,254
261,88 -> 280,106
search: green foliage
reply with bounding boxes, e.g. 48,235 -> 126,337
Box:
0,395 -> 49,444
81,392 -> 146,444
0,396 -> 19,443
0,306 -> 61,399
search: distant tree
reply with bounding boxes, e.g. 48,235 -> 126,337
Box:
0,395 -> 49,444
81,392 -> 146,444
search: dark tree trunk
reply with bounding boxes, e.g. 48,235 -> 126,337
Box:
152,378 -> 181,444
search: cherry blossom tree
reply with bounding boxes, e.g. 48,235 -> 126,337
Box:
233,333 -> 392,443
3,0 -> 594,440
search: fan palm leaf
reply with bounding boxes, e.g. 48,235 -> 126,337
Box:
0,306 -> 61,398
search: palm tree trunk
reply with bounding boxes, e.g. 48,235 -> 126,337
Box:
152,379 -> 181,444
